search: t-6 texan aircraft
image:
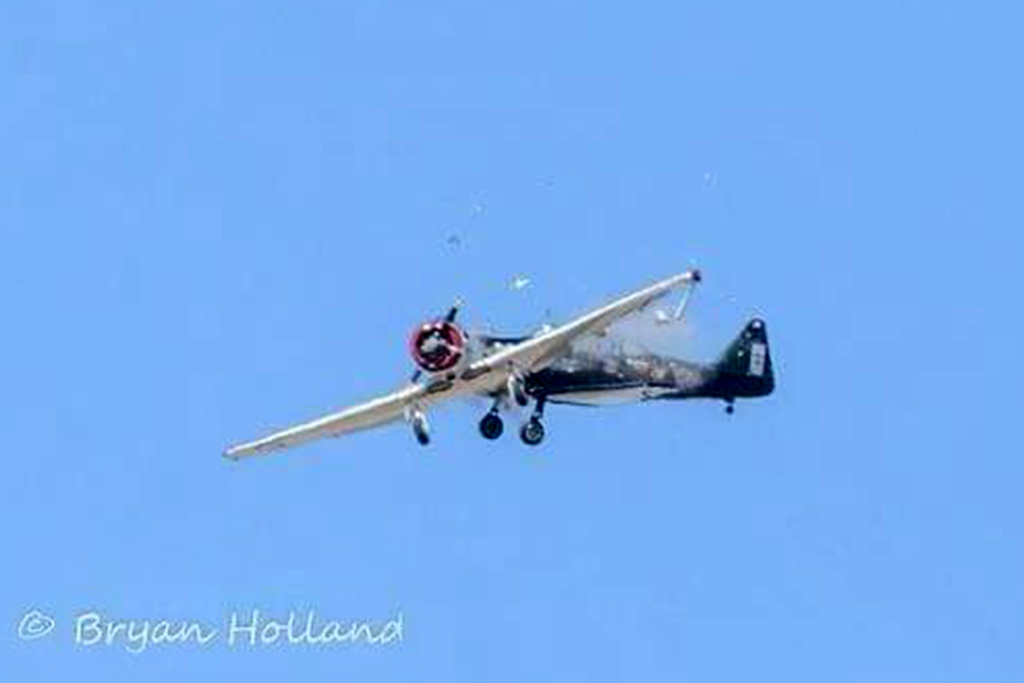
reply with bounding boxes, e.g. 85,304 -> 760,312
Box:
224,270 -> 774,460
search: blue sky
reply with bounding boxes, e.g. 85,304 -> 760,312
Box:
2,1 -> 1023,679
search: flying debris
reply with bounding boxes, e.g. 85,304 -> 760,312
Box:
510,275 -> 532,291
224,268 -> 775,459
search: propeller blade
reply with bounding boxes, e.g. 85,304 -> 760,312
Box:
443,298 -> 463,323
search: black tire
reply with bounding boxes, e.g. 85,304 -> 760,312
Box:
520,418 -> 545,446
413,421 -> 430,445
479,413 -> 504,440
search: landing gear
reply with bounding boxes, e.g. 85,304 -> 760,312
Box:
520,418 -> 545,446
412,416 -> 430,445
725,399 -> 735,415
520,397 -> 547,446
507,374 -> 529,407
479,411 -> 504,440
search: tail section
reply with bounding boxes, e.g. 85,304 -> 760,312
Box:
714,318 -> 775,398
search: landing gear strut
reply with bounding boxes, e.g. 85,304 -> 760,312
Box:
507,373 -> 529,407
479,411 -> 504,440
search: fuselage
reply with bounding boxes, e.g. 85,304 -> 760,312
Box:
479,316 -> 775,408
526,348 -> 724,406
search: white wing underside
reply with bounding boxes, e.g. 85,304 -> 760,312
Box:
224,271 -> 698,460
223,384 -> 427,460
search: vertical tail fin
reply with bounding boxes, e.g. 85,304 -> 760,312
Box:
715,318 -> 775,397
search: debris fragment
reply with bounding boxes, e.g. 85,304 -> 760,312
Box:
510,275 -> 532,291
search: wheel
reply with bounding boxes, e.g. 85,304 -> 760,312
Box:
412,418 -> 431,445
479,412 -> 504,440
520,418 -> 545,446
725,403 -> 735,415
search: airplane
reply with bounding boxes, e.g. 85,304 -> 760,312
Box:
224,269 -> 775,460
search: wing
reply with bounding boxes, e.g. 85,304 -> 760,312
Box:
224,383 -> 427,460
465,270 -> 701,381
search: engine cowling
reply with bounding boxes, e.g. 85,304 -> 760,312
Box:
409,320 -> 467,373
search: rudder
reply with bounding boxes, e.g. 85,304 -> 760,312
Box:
715,318 -> 775,397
